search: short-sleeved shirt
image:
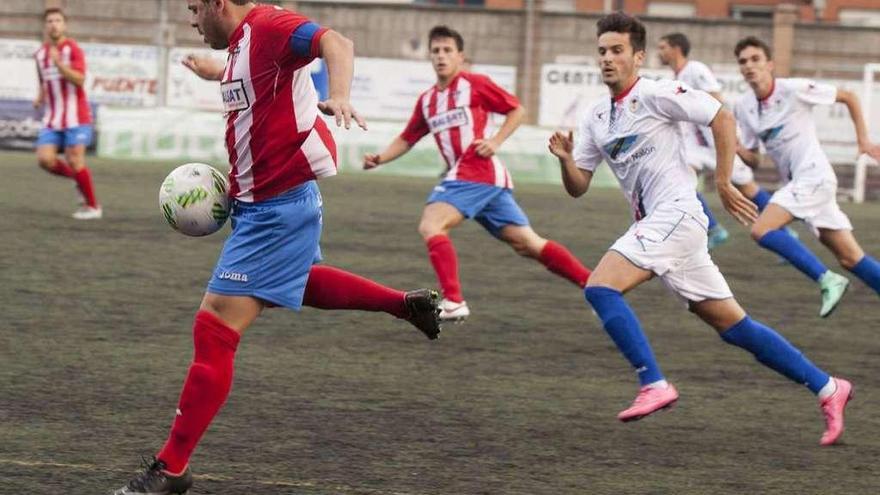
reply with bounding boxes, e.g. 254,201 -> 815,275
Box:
735,78 -> 838,184
35,39 -> 91,129
400,71 -> 520,189
574,77 -> 722,220
222,5 -> 333,203
674,60 -> 721,150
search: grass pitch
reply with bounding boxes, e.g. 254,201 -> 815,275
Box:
1,151 -> 878,494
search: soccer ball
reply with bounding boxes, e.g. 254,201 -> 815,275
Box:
159,163 -> 230,236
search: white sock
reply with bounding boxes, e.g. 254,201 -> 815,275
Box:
646,379 -> 669,390
817,378 -> 837,399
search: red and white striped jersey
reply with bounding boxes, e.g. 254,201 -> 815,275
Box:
401,72 -> 520,189
34,39 -> 91,129
221,5 -> 335,203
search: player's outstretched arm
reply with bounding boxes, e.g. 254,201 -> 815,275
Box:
836,88 -> 880,161
712,109 -> 757,225
363,137 -> 412,170
182,54 -> 224,81
316,30 -> 366,131
474,105 -> 525,158
549,130 -> 592,197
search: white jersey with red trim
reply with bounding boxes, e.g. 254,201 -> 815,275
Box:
735,78 -> 837,184
221,5 -> 335,203
400,72 -> 519,189
34,39 -> 91,129
574,77 -> 722,220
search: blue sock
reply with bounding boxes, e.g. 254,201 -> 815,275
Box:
721,317 -> 830,394
697,192 -> 718,229
584,286 -> 663,386
758,230 -> 827,281
750,188 -> 772,211
850,255 -> 880,294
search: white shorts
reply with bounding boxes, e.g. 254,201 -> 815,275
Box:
686,144 -> 755,186
771,180 -> 852,236
610,203 -> 733,303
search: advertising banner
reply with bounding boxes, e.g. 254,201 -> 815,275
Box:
81,43 -> 160,107
0,99 -> 42,150
0,39 -> 159,107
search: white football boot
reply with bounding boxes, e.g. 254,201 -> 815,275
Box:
439,299 -> 469,322
72,206 -> 103,220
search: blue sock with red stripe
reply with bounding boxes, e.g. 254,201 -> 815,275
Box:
697,192 -> 718,229
584,287 -> 664,386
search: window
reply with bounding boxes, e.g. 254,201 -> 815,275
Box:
839,9 -> 880,27
730,5 -> 774,21
646,2 -> 696,18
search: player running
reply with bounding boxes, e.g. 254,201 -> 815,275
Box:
548,13 -> 852,445
364,25 -> 591,322
734,36 -> 880,317
33,8 -> 101,219
112,2 -> 441,494
658,32 -> 787,250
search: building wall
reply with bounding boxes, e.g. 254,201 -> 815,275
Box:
4,1 -> 877,117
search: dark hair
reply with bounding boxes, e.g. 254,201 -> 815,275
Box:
734,36 -> 772,60
43,8 -> 65,20
596,12 -> 646,52
428,25 -> 464,52
661,32 -> 690,57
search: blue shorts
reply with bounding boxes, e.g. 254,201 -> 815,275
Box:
35,125 -> 94,148
427,180 -> 529,238
207,181 -> 323,310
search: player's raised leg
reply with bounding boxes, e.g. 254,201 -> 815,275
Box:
751,204 -> 848,317
497,225 -> 591,287
583,251 -> 678,422
418,201 -> 469,321
303,264 -> 441,339
818,228 -> 880,296
691,297 -> 853,446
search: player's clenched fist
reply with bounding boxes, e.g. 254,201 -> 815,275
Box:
548,130 -> 574,160
363,153 -> 381,170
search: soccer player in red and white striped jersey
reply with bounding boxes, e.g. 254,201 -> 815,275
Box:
113,2 -> 441,493
365,26 -> 591,321
33,8 -> 101,220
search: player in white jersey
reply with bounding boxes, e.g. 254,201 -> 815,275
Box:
548,13 -> 851,445
658,32 -> 783,250
734,36 -> 880,316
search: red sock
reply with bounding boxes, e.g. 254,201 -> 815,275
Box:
73,167 -> 98,207
303,265 -> 408,319
539,240 -> 592,287
157,311 -> 240,474
426,234 -> 463,302
48,159 -> 76,178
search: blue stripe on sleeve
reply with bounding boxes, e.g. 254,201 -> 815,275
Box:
289,22 -> 321,57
